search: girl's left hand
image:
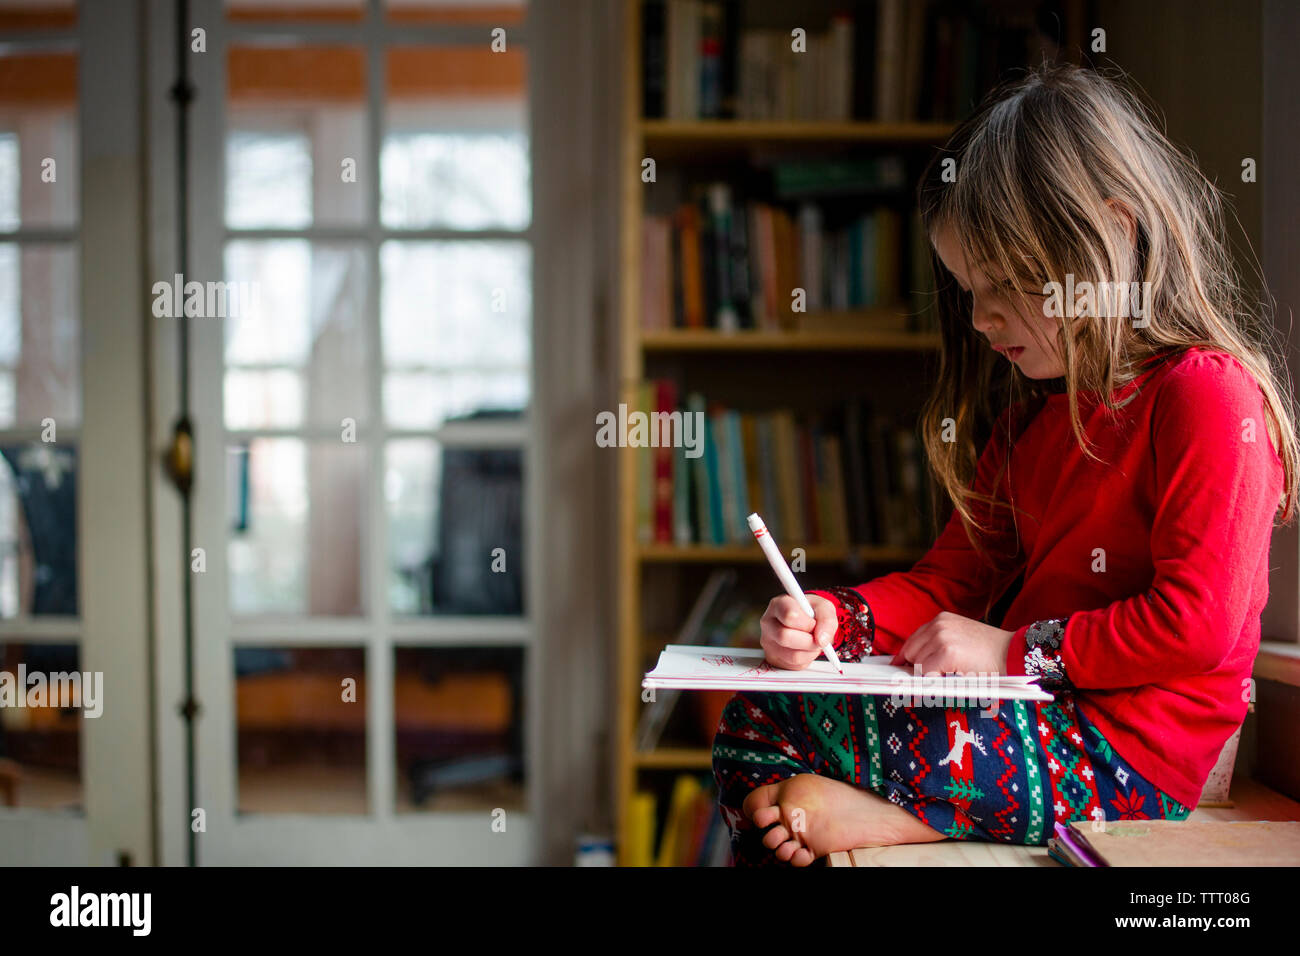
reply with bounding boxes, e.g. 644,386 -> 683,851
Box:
891,611 -> 1015,676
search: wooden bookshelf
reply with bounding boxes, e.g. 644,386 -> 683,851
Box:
634,747 -> 715,770
640,329 -> 940,352
614,0 -> 945,868
637,543 -> 925,564
642,119 -> 954,157
612,0 -> 1057,867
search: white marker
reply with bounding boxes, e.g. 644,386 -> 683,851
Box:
746,512 -> 844,675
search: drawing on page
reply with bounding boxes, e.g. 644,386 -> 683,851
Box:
701,654 -> 737,667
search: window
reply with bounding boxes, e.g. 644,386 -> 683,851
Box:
0,35 -> 82,812
217,1 -> 532,823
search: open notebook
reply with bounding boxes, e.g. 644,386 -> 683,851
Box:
643,645 -> 1053,701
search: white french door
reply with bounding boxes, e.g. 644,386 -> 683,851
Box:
151,0 -> 540,865
0,0 -> 152,867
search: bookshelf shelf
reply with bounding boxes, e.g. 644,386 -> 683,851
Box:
634,747 -> 714,770
638,544 -> 925,564
640,329 -> 940,352
642,119 -> 955,148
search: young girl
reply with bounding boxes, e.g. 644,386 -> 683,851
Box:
712,64 -> 1298,867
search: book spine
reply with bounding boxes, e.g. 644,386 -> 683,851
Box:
719,0 -> 740,119
756,414 -> 782,540
823,434 -> 850,548
636,381 -> 655,545
897,427 -> 922,545
852,3 -> 876,119
757,205 -> 780,330
876,0 -> 903,121
843,399 -> 873,544
699,2 -> 723,119
629,791 -> 656,868
812,426 -> 834,546
706,183 -> 738,331
772,411 -> 804,543
771,207 -> 797,326
675,429 -> 694,545
878,206 -> 901,306
725,410 -> 749,542
688,392 -> 713,544
703,404 -> 725,544
710,406 -> 736,541
799,424 -> 821,545
848,218 -> 863,307
863,210 -> 878,306
677,204 -> 705,328
867,411 -> 893,545
642,0 -> 666,118
641,215 -> 671,331
829,13 -> 854,121
728,191 -> 752,329
653,379 -> 677,544
740,412 -> 761,531
745,203 -> 767,330
797,202 -> 822,313
666,0 -> 684,119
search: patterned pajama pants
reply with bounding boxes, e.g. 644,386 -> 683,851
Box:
712,689 -> 1192,866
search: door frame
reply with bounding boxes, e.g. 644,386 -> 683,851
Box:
147,0 -> 558,865
0,0 -> 154,867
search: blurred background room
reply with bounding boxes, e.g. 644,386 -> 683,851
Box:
0,0 -> 1296,866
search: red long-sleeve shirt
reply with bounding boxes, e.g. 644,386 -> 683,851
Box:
811,347 -> 1284,808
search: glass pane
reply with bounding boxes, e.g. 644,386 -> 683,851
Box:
380,240 -> 529,428
227,45 -> 366,227
228,439 -> 366,616
382,46 -> 529,230
0,244 -> 79,428
224,241 -> 369,427
226,0 -> 363,21
235,646 -> 366,814
386,0 -> 526,24
0,441 -> 77,618
386,440 -> 523,615
0,642 -> 84,811
226,129 -> 311,229
0,50 -> 78,230
394,646 -> 524,813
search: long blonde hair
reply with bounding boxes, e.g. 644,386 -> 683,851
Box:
917,64 -> 1298,558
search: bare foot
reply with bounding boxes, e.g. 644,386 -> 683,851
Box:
742,773 -> 945,866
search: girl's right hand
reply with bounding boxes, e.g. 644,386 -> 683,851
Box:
760,593 -> 839,670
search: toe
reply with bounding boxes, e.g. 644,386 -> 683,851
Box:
761,825 -> 790,850
751,804 -> 782,829
789,846 -> 816,867
773,839 -> 800,863
742,784 -> 780,820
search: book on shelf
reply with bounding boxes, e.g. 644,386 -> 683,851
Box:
643,774 -> 730,866
656,773 -> 703,866
642,186 -> 921,334
644,0 -> 1060,124
636,567 -> 738,751
632,385 -> 938,552
627,790 -> 657,867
